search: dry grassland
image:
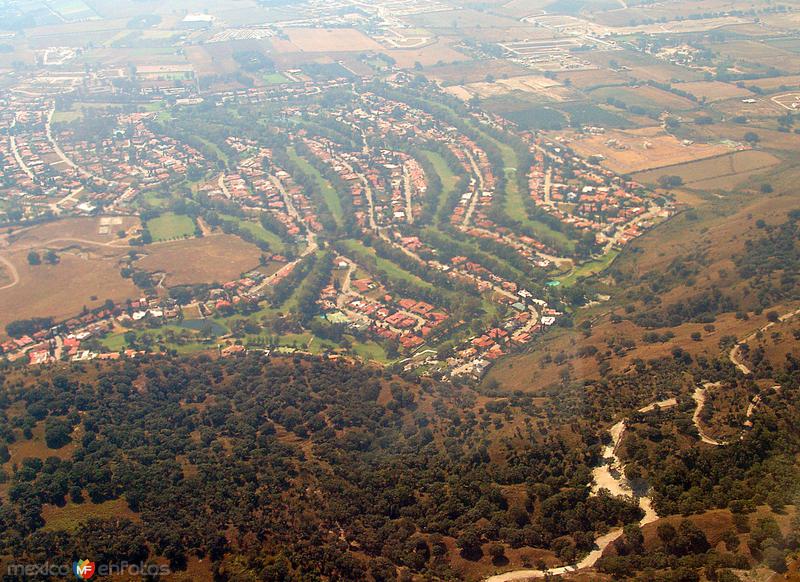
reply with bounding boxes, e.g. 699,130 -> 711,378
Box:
136,234 -> 261,286
285,28 -> 383,52
634,150 -> 781,190
673,80 -> 753,101
446,74 -> 572,101
386,39 -> 469,68
562,127 -> 732,174
0,247 -> 137,334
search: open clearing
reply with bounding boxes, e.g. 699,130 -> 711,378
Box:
136,234 -> 261,286
5,215 -> 139,246
0,218 -> 141,335
385,39 -> 468,68
560,126 -> 733,174
745,74 -> 800,91
554,67 -> 629,89
284,28 -> 383,53
428,60 -> 529,85
445,74 -> 572,102
42,498 -> 138,532
633,150 -> 781,190
591,84 -> 698,111
0,247 -> 136,335
672,80 -> 753,102
146,212 -> 196,242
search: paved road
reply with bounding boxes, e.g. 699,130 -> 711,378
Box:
462,150 -> 484,227
403,165 -> 414,225
9,119 -> 35,180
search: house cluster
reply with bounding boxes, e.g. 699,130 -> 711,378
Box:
527,137 -> 672,246
448,137 -> 496,227
201,138 -> 318,236
196,270 -> 269,316
358,150 -> 425,226
0,97 -> 88,220
317,269 -> 451,352
0,296 -> 179,365
0,264 -> 285,366
59,111 -> 207,206
0,94 -> 209,223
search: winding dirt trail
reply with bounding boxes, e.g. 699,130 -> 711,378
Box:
691,383 -> 727,446
729,307 -> 800,375
0,254 -> 20,291
485,398 -> 677,581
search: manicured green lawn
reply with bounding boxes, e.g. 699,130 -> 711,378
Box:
421,150 -> 458,222
263,72 -> 289,84
349,339 -> 388,362
557,249 -> 620,287
288,148 -> 343,226
142,190 -> 169,208
147,212 -> 195,241
340,239 -> 438,293
220,214 -> 287,253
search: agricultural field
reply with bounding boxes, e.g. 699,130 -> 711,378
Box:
385,39 -> 470,68
672,81 -> 753,102
284,28 -> 383,53
633,150 -> 782,191
445,74 -> 574,102
590,84 -> 698,112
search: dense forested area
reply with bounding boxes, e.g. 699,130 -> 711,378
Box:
0,354 -> 643,580
0,348 -> 797,579
736,210 -> 800,306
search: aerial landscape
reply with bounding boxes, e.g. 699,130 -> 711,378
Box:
0,0 -> 798,579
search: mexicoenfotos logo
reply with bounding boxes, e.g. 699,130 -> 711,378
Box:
73,559 -> 96,579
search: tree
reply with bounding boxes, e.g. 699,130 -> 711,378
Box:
27,251 -> 41,265
44,250 -> 59,264
488,542 -> 506,563
456,527 -> 482,558
658,175 -> 683,189
763,546 -> 787,573
44,418 -> 72,449
744,131 -> 760,144
657,523 -> 678,552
